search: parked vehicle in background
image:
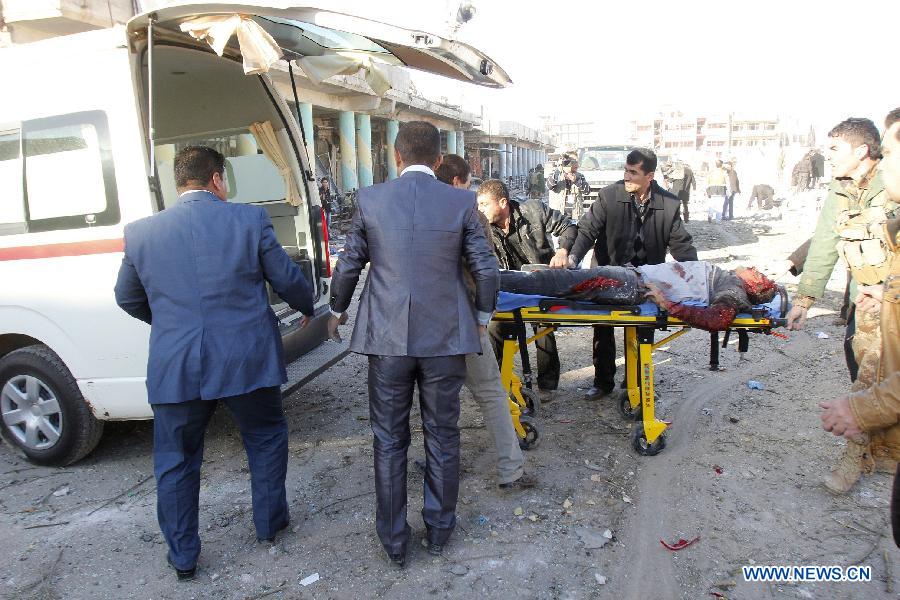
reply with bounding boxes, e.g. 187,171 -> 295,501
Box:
577,145 -> 669,209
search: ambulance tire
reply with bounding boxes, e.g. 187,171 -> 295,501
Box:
0,345 -> 104,466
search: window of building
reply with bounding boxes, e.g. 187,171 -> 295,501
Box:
0,111 -> 118,236
748,123 -> 759,131
766,123 -> 776,130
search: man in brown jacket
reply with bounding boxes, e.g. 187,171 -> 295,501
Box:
821,109 -> 900,521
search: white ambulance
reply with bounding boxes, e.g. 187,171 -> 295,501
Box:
0,1 -> 509,465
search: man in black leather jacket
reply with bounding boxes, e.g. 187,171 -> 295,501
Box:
477,179 -> 573,395
558,148 -> 697,401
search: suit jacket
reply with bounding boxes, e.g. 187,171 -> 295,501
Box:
114,190 -> 314,404
560,180 -> 697,267
330,171 -> 499,357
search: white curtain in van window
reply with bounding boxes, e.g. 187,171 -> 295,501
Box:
295,52 -> 392,97
179,14 -> 283,75
249,121 -> 301,207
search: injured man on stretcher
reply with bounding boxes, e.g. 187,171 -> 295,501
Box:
499,262 -> 778,332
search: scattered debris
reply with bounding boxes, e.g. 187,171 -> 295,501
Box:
449,564 -> 468,576
299,573 -> 320,587
562,498 -> 573,510
513,507 -> 524,516
474,515 -> 489,526
622,494 -> 633,504
713,465 -> 724,475
816,331 -> 830,339
576,528 -> 612,550
52,486 -> 70,497
594,573 -> 607,585
728,415 -> 740,424
747,380 -> 764,390
583,459 -> 604,472
660,535 -> 700,551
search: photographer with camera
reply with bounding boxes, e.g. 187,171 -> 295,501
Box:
547,152 -> 590,220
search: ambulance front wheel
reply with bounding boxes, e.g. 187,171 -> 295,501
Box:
631,422 -> 666,456
0,344 -> 104,466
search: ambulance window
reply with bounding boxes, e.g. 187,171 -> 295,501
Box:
0,130 -> 26,236
22,111 -> 119,233
155,131 -> 286,208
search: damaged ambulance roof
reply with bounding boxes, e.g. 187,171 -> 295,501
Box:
127,1 -> 511,88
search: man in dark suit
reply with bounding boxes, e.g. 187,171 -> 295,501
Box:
558,148 -> 697,400
328,122 -> 498,567
114,146 -> 314,580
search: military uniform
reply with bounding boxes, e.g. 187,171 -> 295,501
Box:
795,166 -> 898,492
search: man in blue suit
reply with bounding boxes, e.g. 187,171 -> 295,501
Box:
114,146 -> 314,580
329,122 -> 499,567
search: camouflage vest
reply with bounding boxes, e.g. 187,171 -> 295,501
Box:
834,171 -> 897,285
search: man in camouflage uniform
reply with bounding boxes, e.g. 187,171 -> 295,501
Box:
528,164 -> 546,199
547,152 -> 590,221
786,117 -> 899,494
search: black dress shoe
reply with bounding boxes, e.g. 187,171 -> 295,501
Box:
421,536 -> 443,556
258,519 -> 290,543
384,548 -> 406,568
166,553 -> 196,581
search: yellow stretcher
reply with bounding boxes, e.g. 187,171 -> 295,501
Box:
492,289 -> 788,455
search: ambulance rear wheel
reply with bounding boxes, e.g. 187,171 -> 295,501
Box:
631,422 -> 666,456
0,345 -> 103,466
518,416 -> 540,451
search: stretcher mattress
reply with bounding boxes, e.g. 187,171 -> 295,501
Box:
496,291 -> 784,321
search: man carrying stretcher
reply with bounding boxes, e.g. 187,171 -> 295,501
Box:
499,261 -> 779,332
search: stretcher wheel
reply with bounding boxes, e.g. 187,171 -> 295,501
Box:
519,388 -> 540,416
518,416 -> 540,451
617,390 -> 642,421
631,422 -> 666,456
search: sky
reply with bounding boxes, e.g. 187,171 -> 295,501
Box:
327,0 -> 900,139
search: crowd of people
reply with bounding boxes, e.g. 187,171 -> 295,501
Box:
113,110 -> 900,579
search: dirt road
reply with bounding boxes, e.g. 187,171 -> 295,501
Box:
1,195 -> 897,599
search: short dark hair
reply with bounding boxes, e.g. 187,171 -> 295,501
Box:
175,146 -> 225,188
435,154 -> 471,185
626,148 -> 657,174
715,159 -> 723,168
886,108 -> 900,141
828,117 -> 882,160
477,178 -> 509,202
395,121 -> 441,166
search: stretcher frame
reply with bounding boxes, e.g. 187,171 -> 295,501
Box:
492,290 -> 787,455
